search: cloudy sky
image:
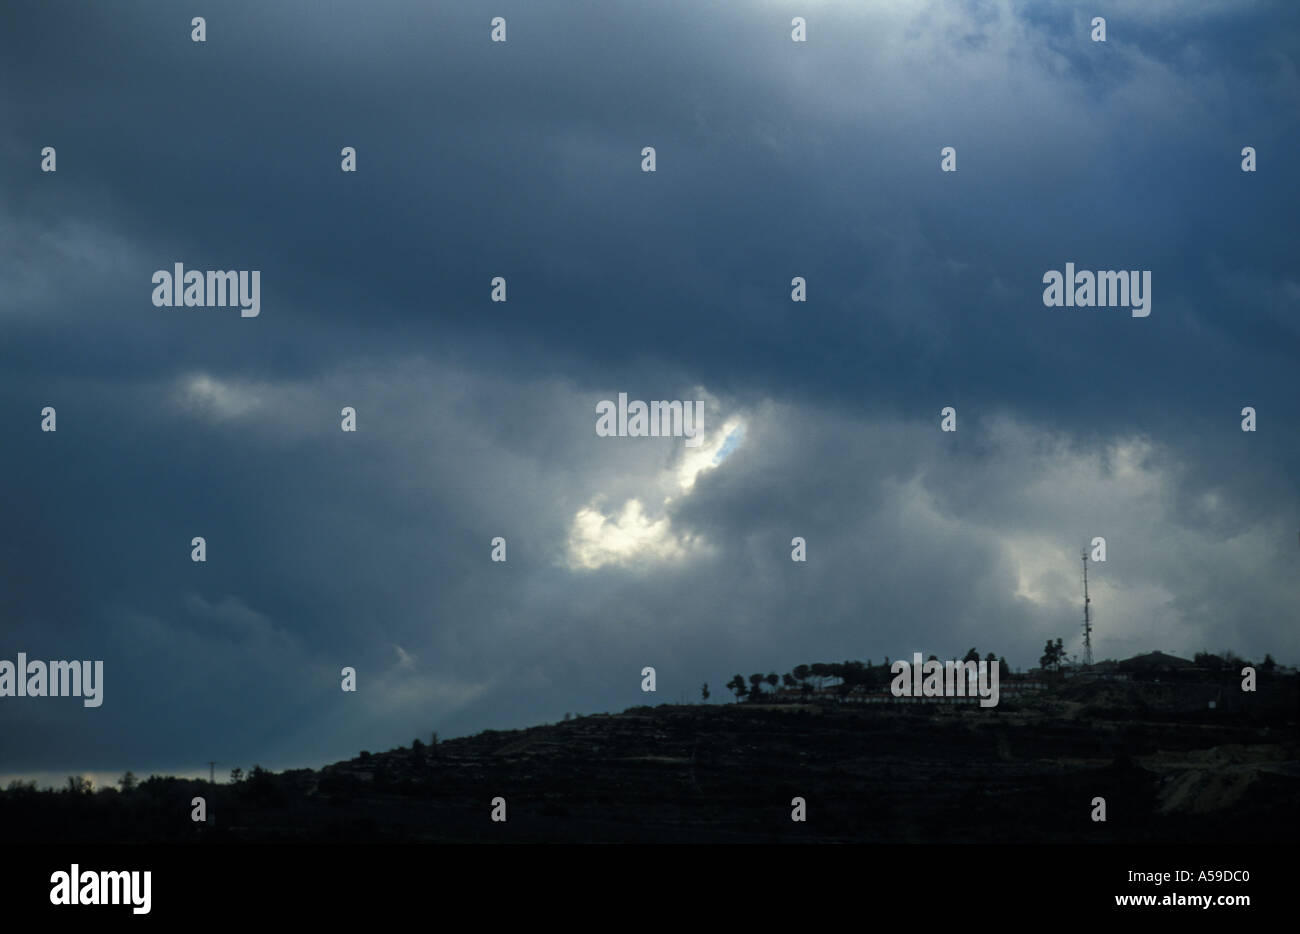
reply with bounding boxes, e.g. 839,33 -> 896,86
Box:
2,0 -> 1297,785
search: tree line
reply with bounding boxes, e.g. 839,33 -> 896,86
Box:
717,650 -> 1013,703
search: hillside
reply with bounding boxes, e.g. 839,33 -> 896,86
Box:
6,677 -> 1292,844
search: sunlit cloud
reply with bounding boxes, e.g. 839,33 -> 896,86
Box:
566,406 -> 744,570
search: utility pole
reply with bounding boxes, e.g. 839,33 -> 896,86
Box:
1081,550 -> 1093,667
208,761 -> 216,784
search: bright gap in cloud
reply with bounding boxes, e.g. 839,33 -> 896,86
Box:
567,415 -> 745,571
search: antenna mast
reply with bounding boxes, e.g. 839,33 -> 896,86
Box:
1081,549 -> 1093,667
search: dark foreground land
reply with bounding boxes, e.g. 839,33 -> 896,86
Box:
4,678 -> 1296,844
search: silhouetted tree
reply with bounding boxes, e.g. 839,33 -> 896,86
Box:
1040,639 -> 1065,672
793,664 -> 811,692
242,764 -> 284,806
963,647 -> 980,663
984,652 -> 1011,680
117,771 -> 137,793
1262,654 -> 1276,672
726,674 -> 748,701
229,767 -> 243,784
765,672 -> 779,694
837,661 -> 864,695
749,673 -> 765,699
701,682 -> 710,703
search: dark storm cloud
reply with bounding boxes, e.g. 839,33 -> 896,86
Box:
1,0 -> 1296,780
